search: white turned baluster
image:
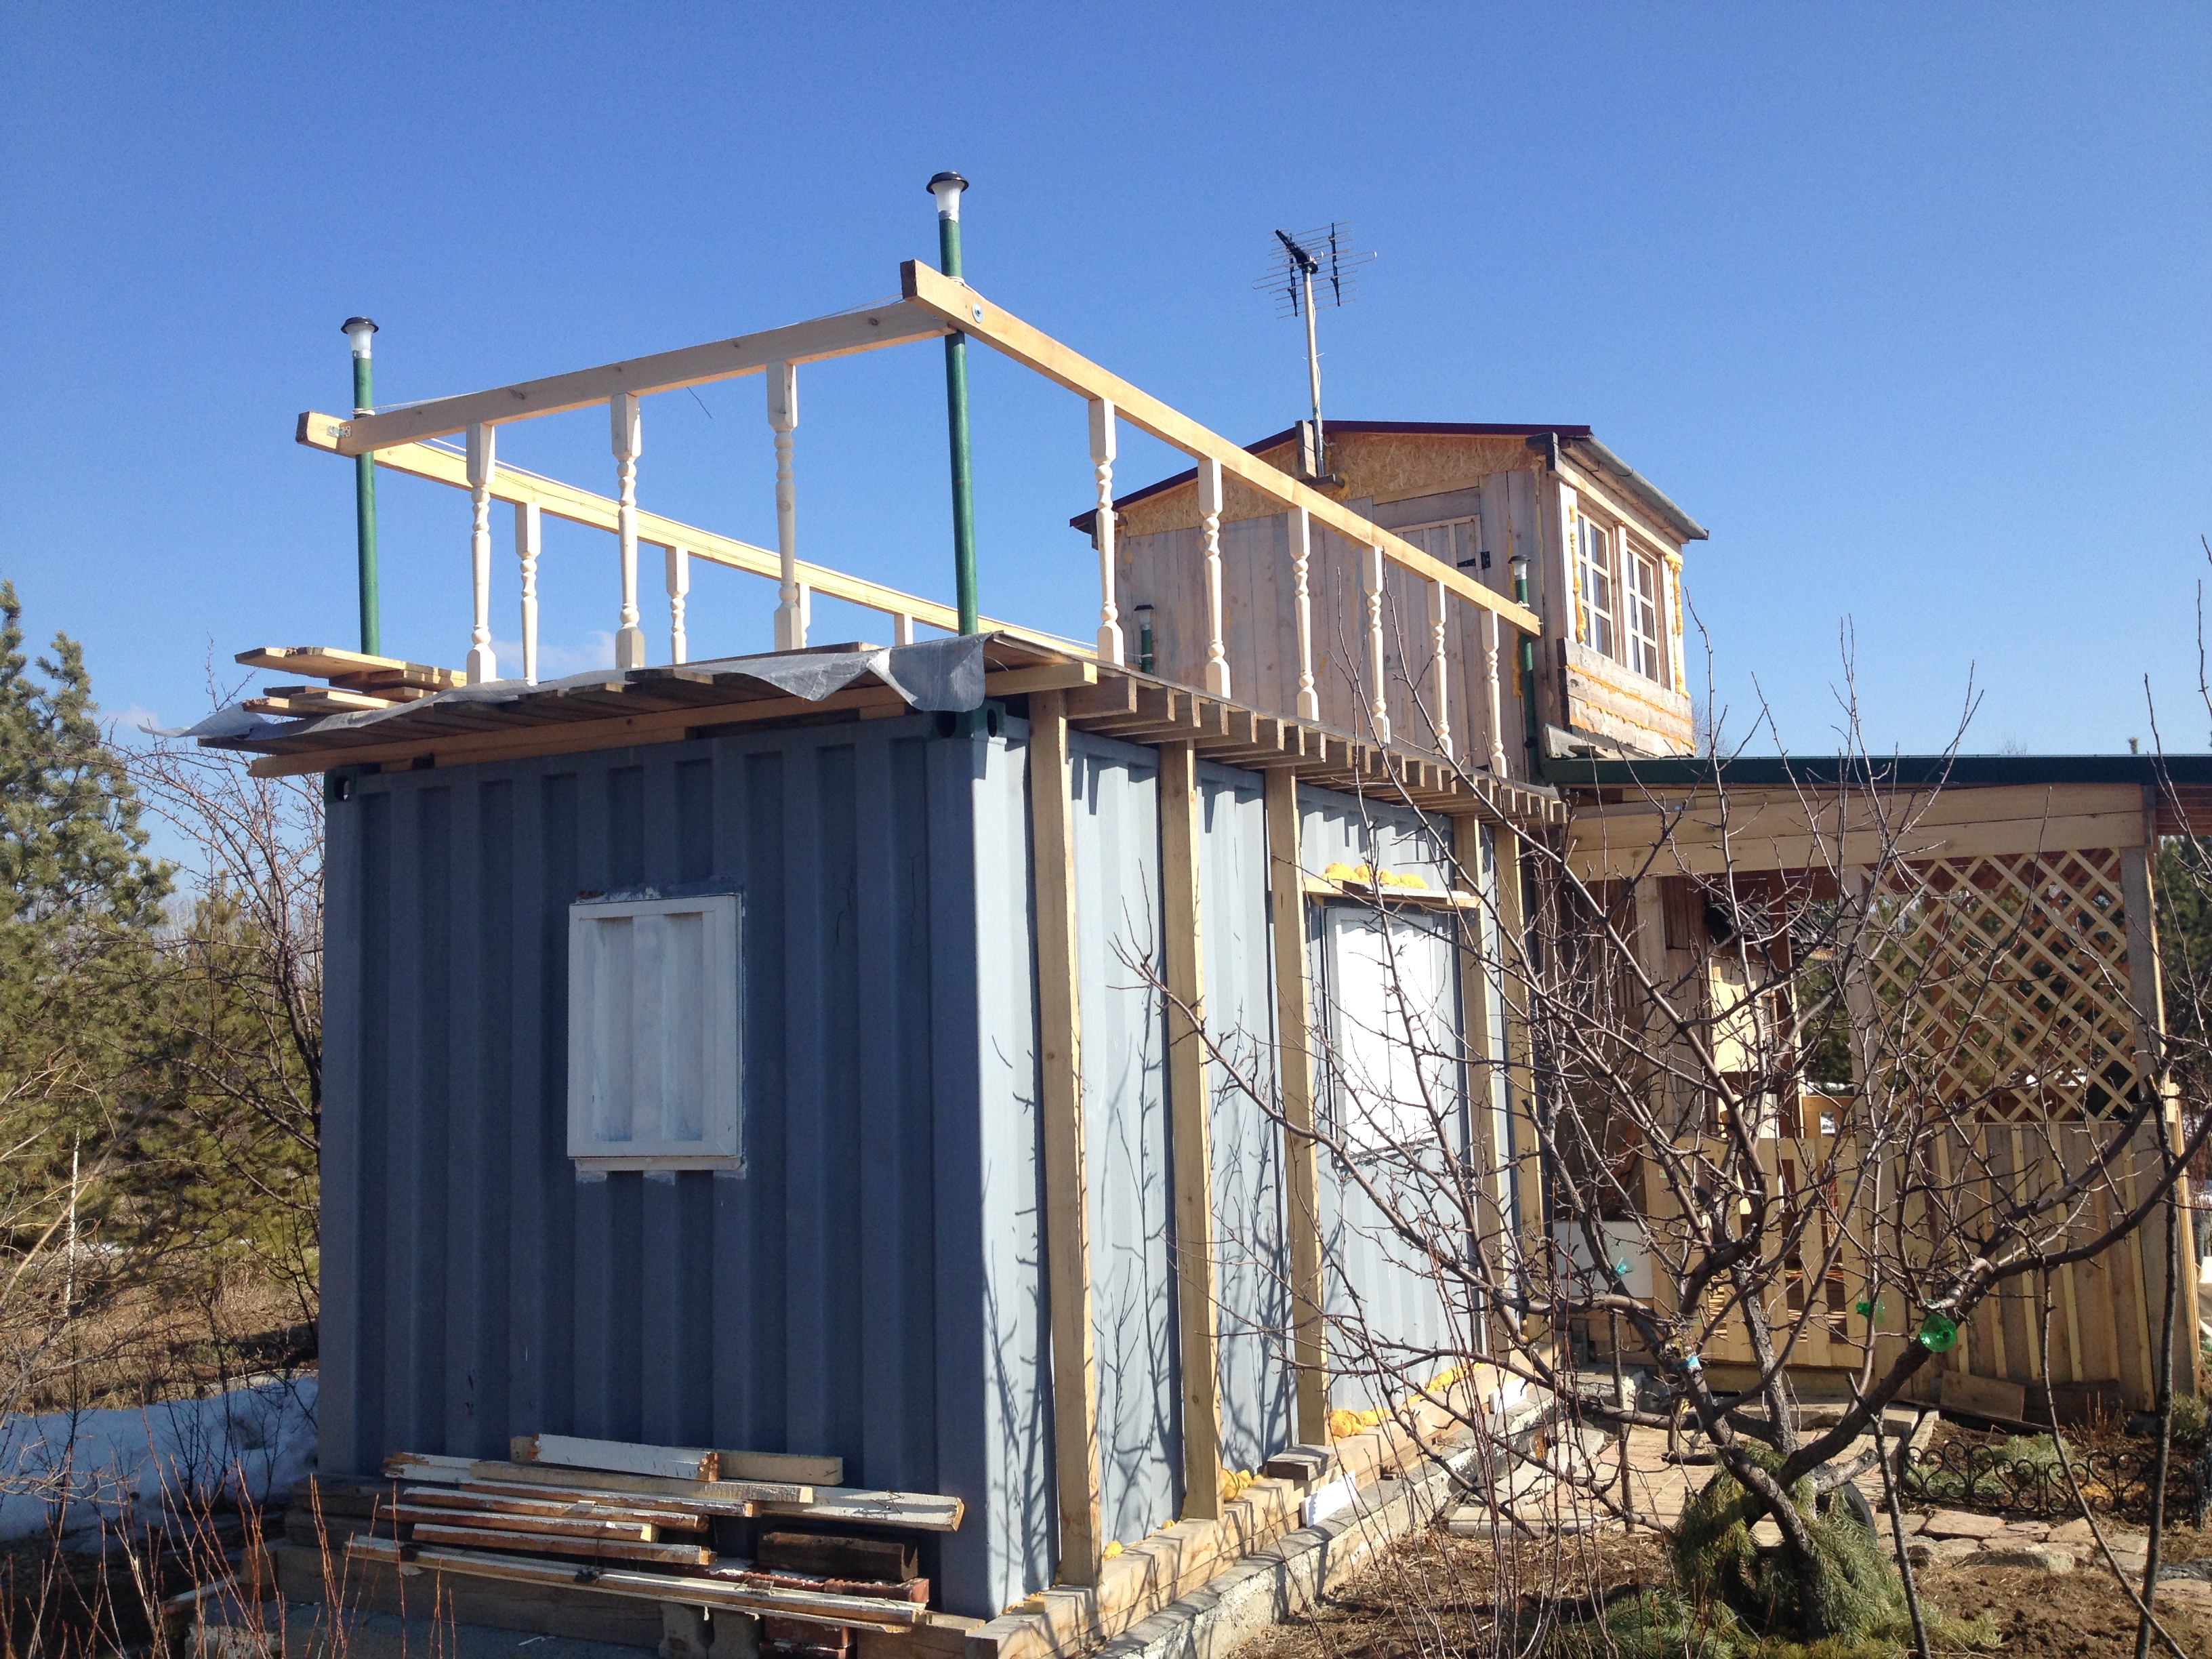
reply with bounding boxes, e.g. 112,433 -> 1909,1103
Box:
665,544 -> 690,665
1198,458 -> 1231,697
610,394 -> 646,669
464,424 -> 499,683
1290,506 -> 1319,720
769,362 -> 804,651
1364,543 -> 1391,745
893,612 -> 916,646
1090,399 -> 1124,664
1431,576 -> 1452,760
1483,608 -> 1507,774
515,499 -> 541,687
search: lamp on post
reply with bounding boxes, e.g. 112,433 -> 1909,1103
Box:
342,316 -> 381,656
928,170 -> 979,639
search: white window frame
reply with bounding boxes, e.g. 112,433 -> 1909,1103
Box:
1319,904 -> 1462,1154
567,892 -> 743,1171
1623,546 -> 1665,682
1576,514 -> 1617,659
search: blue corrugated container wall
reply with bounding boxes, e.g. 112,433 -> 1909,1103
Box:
320,716 -> 1050,1617
319,711 -> 1482,1617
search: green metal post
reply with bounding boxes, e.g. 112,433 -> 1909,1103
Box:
343,317 -> 382,656
1513,553 -> 1540,773
928,173 -> 979,636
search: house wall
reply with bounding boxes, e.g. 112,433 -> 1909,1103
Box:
319,716 -> 1050,1618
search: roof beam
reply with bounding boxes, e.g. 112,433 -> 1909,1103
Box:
322,302 -> 951,456
899,260 -> 1542,636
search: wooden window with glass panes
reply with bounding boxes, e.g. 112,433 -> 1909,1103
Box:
1624,547 -> 1665,682
1576,514 -> 1616,657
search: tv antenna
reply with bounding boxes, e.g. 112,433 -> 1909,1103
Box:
1254,223 -> 1376,480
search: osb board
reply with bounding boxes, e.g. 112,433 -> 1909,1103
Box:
1113,434 -> 1544,540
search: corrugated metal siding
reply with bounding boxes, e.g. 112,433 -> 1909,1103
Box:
1297,786 -> 1475,1408
1195,762 -> 1290,1473
319,717 -> 1047,1618
1066,731 -> 1180,1544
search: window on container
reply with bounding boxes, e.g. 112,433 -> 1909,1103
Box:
1318,905 -> 1462,1153
1400,516 -> 1483,573
1576,515 -> 1616,658
1624,549 -> 1665,682
567,893 -> 743,1170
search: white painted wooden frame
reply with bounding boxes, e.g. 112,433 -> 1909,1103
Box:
465,423 -> 498,684
568,893 -> 743,1171
611,394 -> 647,670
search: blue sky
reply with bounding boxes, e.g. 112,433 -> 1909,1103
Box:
3,3 -> 2207,759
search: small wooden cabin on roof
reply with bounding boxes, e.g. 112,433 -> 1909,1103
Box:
1075,421 -> 1707,765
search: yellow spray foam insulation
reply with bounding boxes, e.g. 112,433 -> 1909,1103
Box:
1319,862 -> 1431,891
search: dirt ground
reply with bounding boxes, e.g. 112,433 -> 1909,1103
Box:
1238,1524 -> 2212,1659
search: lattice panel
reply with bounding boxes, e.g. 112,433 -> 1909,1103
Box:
1866,848 -> 2141,1119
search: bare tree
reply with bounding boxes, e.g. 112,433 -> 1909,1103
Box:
1147,655 -> 2208,1652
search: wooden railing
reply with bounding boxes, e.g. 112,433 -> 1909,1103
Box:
300,265 -> 1541,743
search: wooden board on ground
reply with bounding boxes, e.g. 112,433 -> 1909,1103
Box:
466,1459 -> 787,1509
757,1488 -> 965,1533
405,1520 -> 713,1565
274,1538 -> 665,1650
758,1532 -> 918,1582
720,1449 -> 844,1486
386,1504 -> 662,1542
514,1433 -> 720,1482
1940,1372 -> 2028,1422
393,1486 -> 709,1531
346,1538 -> 924,1632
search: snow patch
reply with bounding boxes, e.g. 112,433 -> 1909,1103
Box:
0,1376 -> 316,1540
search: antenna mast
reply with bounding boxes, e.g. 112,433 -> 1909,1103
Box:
1254,223 -> 1376,481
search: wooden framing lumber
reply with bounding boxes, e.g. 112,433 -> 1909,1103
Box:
236,646 -> 466,687
717,1450 -> 845,1487
387,1504 -> 662,1542
1159,739 -> 1222,1517
458,1460 -> 789,1510
240,665 -> 1063,779
344,1538 -> 925,1632
394,1488 -> 709,1530
326,304 -> 951,455
405,1521 -> 710,1565
1027,690 -> 1103,1584
1490,825 -> 1545,1296
899,261 -> 1539,638
295,415 -> 1083,657
754,1488 -> 966,1533
1265,766 -> 1330,1446
514,1433 -> 718,1482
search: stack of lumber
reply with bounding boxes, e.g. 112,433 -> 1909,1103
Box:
331,1434 -> 967,1650
237,645 -> 466,717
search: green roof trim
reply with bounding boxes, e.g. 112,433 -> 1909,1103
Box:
1546,754 -> 2212,790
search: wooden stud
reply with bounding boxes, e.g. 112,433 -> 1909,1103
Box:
769,362 -> 804,651
515,500 -> 542,685
611,394 -> 647,669
1160,740 -> 1221,1516
1198,459 -> 1230,697
465,424 -> 499,683
665,543 -> 691,665
1029,691 -> 1103,1583
1090,400 -> 1124,664
1491,825 -> 1542,1300
1266,766 -> 1329,1444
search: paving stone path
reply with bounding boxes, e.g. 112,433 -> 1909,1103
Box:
1443,1423 -> 2212,1609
